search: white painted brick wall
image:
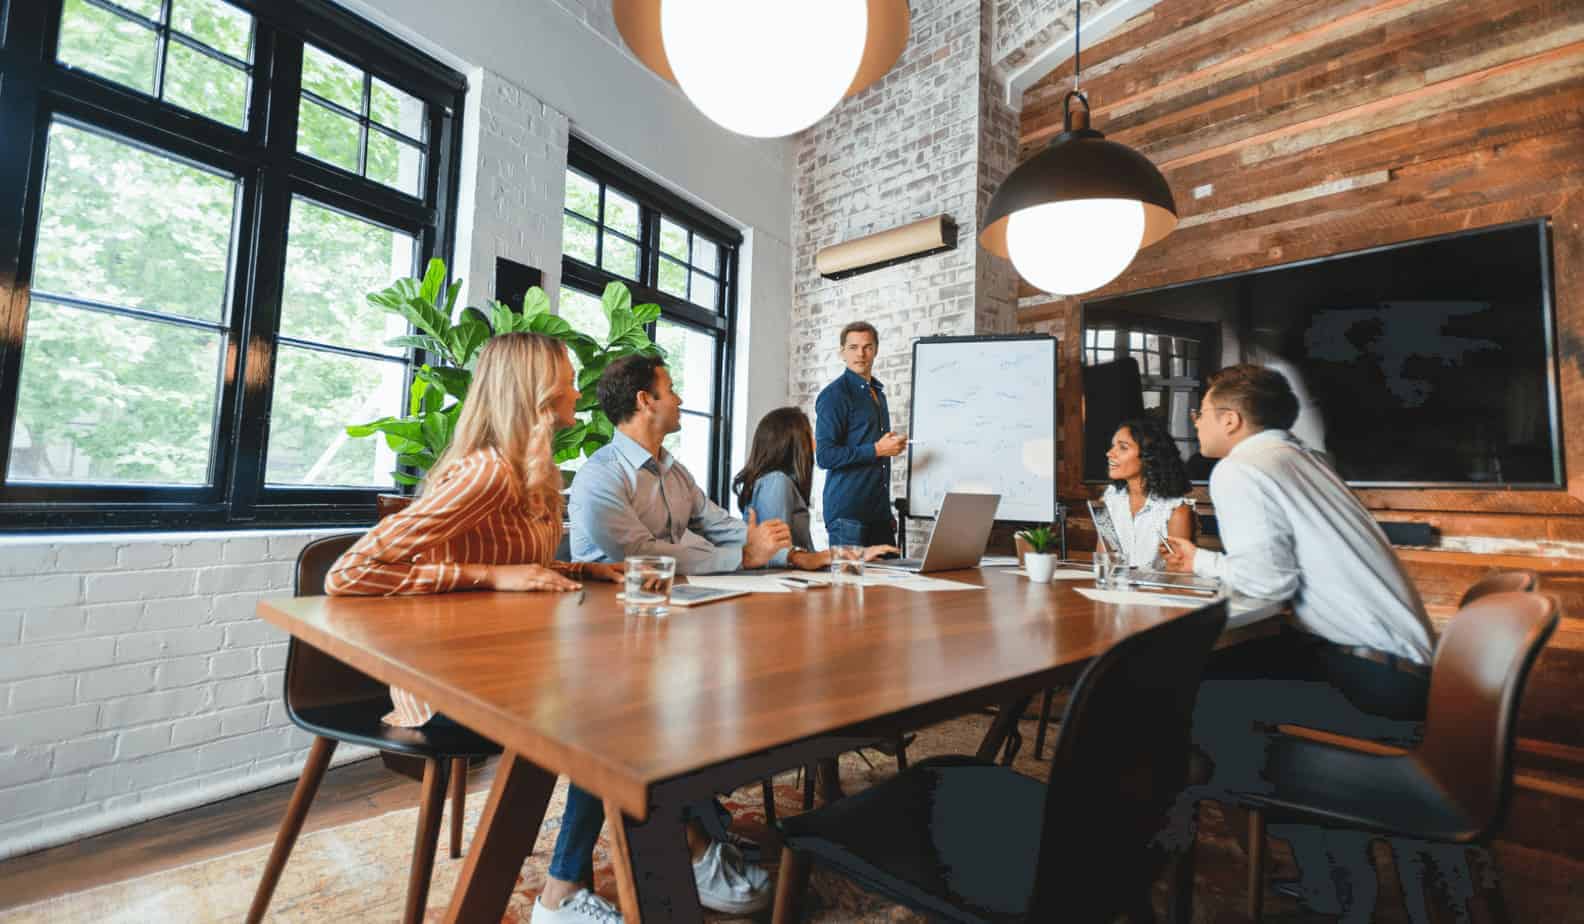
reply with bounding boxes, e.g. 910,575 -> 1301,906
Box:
791,0 -> 1028,549
0,530 -> 376,861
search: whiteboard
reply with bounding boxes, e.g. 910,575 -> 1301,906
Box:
905,336 -> 1058,522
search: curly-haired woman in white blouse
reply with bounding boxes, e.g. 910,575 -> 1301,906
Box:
1100,416 -> 1194,569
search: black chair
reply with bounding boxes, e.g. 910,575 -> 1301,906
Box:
246,534 -> 503,924
1236,591 -> 1558,922
772,600 -> 1229,923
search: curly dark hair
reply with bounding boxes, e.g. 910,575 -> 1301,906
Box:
1110,416 -> 1190,499
597,354 -> 668,424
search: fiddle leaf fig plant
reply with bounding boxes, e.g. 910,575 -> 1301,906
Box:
348,258 -> 664,486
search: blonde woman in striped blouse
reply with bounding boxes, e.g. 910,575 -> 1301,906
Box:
326,332 -> 623,727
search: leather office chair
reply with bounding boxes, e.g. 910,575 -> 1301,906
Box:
246,534 -> 502,924
1236,591 -> 1558,922
1459,569 -> 1538,606
772,600 -> 1229,923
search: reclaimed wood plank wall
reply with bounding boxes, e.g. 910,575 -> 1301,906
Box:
1013,0 -> 1584,803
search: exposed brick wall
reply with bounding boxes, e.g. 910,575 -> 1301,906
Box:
791,0 -> 1030,548
454,70 -> 571,310
0,531 -> 375,860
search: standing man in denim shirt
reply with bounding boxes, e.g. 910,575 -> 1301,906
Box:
815,321 -> 907,547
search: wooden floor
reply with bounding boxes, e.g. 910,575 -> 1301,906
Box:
0,755 -> 498,913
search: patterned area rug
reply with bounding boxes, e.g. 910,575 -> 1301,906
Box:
4,710 -> 1574,922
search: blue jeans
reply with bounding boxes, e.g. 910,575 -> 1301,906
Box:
827,517 -> 895,548
549,787 -> 731,884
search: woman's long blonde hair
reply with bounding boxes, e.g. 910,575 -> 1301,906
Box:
421,332 -> 569,517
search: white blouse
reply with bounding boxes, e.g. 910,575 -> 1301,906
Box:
1099,485 -> 1188,569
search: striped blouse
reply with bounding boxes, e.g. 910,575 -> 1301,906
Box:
325,448 -> 585,726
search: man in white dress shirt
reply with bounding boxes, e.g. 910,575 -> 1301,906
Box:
1162,364 -> 1436,919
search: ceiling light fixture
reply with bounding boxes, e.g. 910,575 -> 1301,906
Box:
613,0 -> 910,138
979,0 -> 1177,296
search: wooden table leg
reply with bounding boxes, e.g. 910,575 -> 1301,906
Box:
976,694 -> 1034,763
442,751 -> 556,924
611,798 -> 703,923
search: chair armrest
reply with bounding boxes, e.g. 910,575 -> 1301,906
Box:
1273,723 -> 1409,757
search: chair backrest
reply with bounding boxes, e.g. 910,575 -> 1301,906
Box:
1458,569 -> 1539,608
1417,591 -> 1558,840
1027,600 -> 1229,920
284,533 -> 389,714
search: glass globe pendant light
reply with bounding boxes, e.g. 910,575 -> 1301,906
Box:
979,0 -> 1177,295
613,0 -> 910,139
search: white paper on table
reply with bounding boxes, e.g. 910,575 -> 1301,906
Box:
1074,586 -> 1221,608
1005,568 -> 1093,581
685,574 -> 794,593
886,574 -> 984,592
979,556 -> 1020,567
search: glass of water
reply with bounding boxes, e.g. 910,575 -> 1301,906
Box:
830,545 -> 865,585
624,556 -> 676,617
1092,544 -> 1113,588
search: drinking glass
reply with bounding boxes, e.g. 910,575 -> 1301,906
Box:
624,555 -> 676,616
830,545 -> 865,585
1092,544 -> 1113,588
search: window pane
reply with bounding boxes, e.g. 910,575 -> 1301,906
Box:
656,320 -> 714,414
1144,352 -> 1159,376
691,236 -> 718,272
601,234 -> 638,279
171,0 -> 251,60
8,302 -> 220,486
559,288 -> 609,348
1096,349 -> 1114,364
659,219 -> 688,261
690,271 -> 718,310
57,0 -> 157,95
265,348 -> 403,486
280,198 -> 415,356
564,170 -> 599,220
602,189 -> 639,237
164,40 -> 249,127
1097,329 -> 1115,348
33,124 -> 237,323
370,76 -> 425,139
301,43 -> 362,111
658,256 -> 687,299
1130,331 -> 1145,350
563,215 -> 596,264
366,129 -> 423,196
662,414 -> 712,486
297,97 -> 360,172
114,0 -> 164,18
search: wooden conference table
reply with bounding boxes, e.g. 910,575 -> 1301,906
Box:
257,567 -> 1281,923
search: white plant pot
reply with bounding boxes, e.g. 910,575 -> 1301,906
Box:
1025,553 -> 1057,583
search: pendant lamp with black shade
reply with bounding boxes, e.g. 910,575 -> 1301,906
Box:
980,0 -> 1177,296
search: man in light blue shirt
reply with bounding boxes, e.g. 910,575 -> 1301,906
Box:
570,354 -> 790,573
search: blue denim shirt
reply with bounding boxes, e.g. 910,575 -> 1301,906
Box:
568,431 -> 747,575
745,471 -> 815,568
815,368 -> 892,528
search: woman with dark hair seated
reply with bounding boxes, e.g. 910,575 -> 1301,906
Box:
734,406 -> 895,568
1101,415 -> 1194,569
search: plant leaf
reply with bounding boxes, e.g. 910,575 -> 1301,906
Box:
631,301 -> 661,325
417,257 -> 446,309
452,318 -> 491,365
490,299 -> 518,335
601,281 -> 632,321
522,286 -> 552,317
385,334 -> 450,356
526,312 -> 576,339
392,471 -> 421,487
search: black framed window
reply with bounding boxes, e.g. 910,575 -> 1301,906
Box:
559,138 -> 740,502
0,0 -> 466,531
1083,323 -> 1211,459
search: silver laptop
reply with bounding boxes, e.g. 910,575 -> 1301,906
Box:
880,492 -> 1001,573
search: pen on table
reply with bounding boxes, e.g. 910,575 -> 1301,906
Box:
576,588 -> 586,605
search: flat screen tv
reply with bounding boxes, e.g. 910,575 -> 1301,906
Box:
1080,219 -> 1559,487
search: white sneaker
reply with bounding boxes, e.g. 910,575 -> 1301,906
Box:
692,841 -> 772,914
531,888 -> 623,924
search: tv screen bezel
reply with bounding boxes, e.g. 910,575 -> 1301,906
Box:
1078,217 -> 1562,490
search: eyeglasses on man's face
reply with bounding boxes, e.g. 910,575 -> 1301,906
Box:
1188,406 -> 1234,424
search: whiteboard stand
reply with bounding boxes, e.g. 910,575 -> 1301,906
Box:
901,334 -> 1062,560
